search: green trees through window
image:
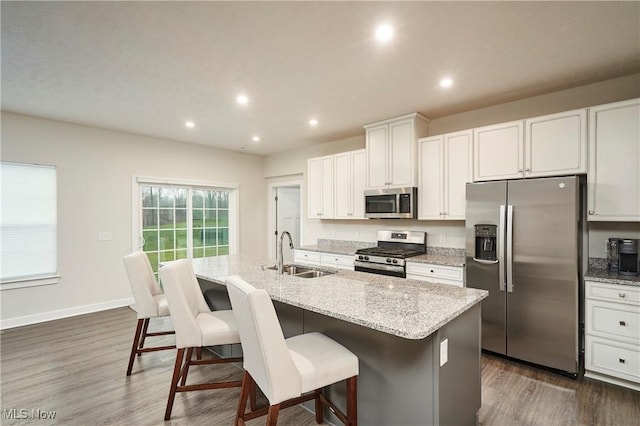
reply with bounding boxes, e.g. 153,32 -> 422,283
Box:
141,185 -> 231,273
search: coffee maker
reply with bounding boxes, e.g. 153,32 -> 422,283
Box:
608,238 -> 639,276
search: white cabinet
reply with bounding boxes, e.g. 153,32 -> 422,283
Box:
525,109 -> 587,177
406,262 -> 464,287
587,98 -> 640,221
473,109 -> 587,182
293,250 -> 321,266
334,149 -> 366,219
320,253 -> 354,270
418,130 -> 472,220
473,120 -> 524,181
364,113 -> 430,189
307,155 -> 334,219
585,280 -> 640,391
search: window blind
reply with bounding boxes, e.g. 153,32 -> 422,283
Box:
1,162 -> 57,283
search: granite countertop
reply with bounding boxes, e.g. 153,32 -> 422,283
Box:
407,254 -> 466,267
191,255 -> 488,340
297,244 -> 368,256
585,268 -> 640,287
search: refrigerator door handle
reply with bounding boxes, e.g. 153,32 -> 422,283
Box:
472,258 -> 499,265
506,204 -> 514,292
499,205 -> 506,291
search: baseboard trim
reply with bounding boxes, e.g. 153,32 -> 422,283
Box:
0,297 -> 135,330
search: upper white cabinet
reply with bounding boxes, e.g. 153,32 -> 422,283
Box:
364,113 -> 430,189
473,109 -> 587,182
307,155 -> 334,219
418,130 -> 472,220
588,98 -> 640,221
334,149 -> 366,219
473,120 -> 524,181
525,109 -> 587,177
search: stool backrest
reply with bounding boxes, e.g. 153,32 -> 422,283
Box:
159,259 -> 211,348
226,275 -> 301,405
123,251 -> 163,318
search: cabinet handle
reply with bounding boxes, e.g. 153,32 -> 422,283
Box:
518,169 -> 523,173
430,270 -> 434,273
619,320 -> 627,326
619,292 -> 626,298
525,168 -> 531,172
619,358 -> 626,364
588,210 -> 594,215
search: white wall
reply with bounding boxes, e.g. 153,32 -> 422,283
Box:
0,112 -> 266,328
264,74 -> 640,251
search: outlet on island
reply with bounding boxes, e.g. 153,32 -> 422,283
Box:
439,234 -> 447,244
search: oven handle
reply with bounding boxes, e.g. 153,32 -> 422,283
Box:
354,260 -> 404,272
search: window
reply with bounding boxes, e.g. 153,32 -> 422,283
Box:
134,178 -> 237,276
1,162 -> 58,289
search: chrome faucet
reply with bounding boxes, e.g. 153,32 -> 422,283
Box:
278,231 -> 294,274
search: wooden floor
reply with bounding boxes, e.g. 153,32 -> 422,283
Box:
1,307 -> 638,426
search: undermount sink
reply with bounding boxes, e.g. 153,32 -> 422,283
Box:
266,264 -> 336,278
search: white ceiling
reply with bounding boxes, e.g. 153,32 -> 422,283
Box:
2,1 -> 639,156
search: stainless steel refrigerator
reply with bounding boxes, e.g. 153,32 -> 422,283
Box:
465,176 -> 583,375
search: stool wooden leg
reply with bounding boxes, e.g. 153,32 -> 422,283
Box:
180,347 -> 194,386
249,377 -> 257,411
314,388 -> 324,424
165,348 -> 185,421
266,404 -> 280,426
196,347 -> 203,360
137,318 -> 150,356
126,319 -> 145,376
235,371 -> 251,425
346,376 -> 357,426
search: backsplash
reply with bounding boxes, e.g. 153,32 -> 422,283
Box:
588,257 -> 608,270
316,238 -> 465,257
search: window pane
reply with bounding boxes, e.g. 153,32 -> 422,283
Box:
193,229 -> 203,247
176,229 -> 188,249
204,209 -> 217,227
143,209 -> 157,228
159,188 -> 174,208
204,192 -> 216,208
205,247 -> 217,257
159,209 -> 174,227
218,228 -> 229,245
142,186 -> 157,208
193,248 -> 204,258
192,209 -> 203,228
175,189 -> 187,208
176,249 -> 187,260
204,228 -> 217,246
218,246 -> 229,255
192,191 -> 203,208
160,250 -> 175,262
159,230 -> 175,250
218,192 -> 229,208
146,252 -> 159,272
218,209 -> 228,227
175,209 -> 187,228
143,231 -> 159,251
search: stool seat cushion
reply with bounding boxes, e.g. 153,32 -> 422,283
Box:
155,295 -> 170,317
198,310 -> 241,347
287,332 -> 359,394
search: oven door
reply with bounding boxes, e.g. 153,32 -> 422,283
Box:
354,260 -> 405,278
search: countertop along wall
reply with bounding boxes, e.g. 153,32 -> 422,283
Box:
264,73 -> 640,250
0,112 -> 267,328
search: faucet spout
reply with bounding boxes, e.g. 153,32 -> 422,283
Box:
278,231 -> 295,274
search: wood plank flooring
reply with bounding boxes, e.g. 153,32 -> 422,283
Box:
1,307 -> 638,425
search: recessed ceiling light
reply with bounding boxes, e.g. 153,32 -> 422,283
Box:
309,118 -> 318,126
185,121 -> 195,128
440,78 -> 453,88
236,94 -> 249,105
375,24 -> 394,43
252,135 -> 260,142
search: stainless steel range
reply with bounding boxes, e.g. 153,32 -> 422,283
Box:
354,230 -> 427,278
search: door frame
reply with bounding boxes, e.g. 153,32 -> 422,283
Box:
267,179 -> 303,261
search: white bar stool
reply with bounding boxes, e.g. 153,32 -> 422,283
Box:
123,251 -> 175,376
226,275 -> 359,426
159,259 -> 250,421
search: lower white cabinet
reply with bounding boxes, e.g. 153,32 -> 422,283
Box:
294,250 -> 354,270
585,280 -> 640,390
406,262 -> 464,287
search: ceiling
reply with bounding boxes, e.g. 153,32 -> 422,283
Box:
2,1 -> 639,156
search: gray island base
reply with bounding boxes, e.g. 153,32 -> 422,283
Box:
191,256 -> 488,426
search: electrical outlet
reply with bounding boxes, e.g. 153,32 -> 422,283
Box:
98,231 -> 112,241
440,339 -> 448,366
439,234 -> 447,244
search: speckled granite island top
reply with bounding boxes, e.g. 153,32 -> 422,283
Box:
191,255 -> 488,340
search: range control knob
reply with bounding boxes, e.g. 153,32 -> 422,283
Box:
358,255 -> 364,260
392,259 -> 398,264
364,256 -> 369,261
386,258 -> 392,263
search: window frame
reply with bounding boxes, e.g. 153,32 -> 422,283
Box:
131,176 -> 240,264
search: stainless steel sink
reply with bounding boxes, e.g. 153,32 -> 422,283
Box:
265,264 -> 336,278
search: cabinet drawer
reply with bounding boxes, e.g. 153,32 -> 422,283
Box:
587,300 -> 640,344
320,253 -> 354,270
405,263 -> 463,283
293,250 -> 321,265
585,336 -> 640,384
586,281 -> 640,306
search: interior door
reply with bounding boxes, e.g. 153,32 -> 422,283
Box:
275,186 -> 300,265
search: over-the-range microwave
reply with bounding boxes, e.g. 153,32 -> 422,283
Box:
364,187 -> 417,219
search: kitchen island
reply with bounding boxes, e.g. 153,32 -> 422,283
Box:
192,255 -> 488,426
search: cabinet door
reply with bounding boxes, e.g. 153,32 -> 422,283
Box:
334,152 -> 352,219
389,120 -> 415,187
366,125 -> 388,189
351,150 -> 367,219
588,98 -> 640,221
445,130 -> 473,219
473,121 -> 524,181
307,157 -> 323,219
320,156 -> 334,218
525,109 -> 587,177
418,136 -> 443,220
